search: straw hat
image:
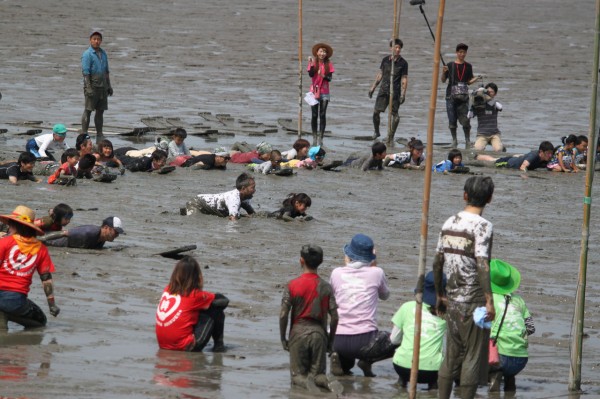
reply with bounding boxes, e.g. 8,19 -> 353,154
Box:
312,43 -> 333,59
0,205 -> 44,235
490,259 -> 521,295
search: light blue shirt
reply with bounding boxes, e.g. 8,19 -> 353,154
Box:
81,46 -> 109,83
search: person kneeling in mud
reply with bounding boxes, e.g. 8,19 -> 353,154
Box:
156,256 -> 229,352
280,244 -> 342,393
43,216 -> 124,249
182,173 -> 256,221
272,193 -> 312,221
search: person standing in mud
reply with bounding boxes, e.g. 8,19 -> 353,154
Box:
369,39 -> 408,146
81,28 -> 112,143
307,43 -> 334,147
441,43 -> 480,149
433,176 -> 495,399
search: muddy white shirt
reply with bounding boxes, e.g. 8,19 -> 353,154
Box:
197,189 -> 249,217
435,211 -> 493,304
34,133 -> 69,158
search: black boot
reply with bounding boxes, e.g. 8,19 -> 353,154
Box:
504,375 -> 516,392
450,128 -> 458,149
373,113 -> 381,139
464,127 -> 471,149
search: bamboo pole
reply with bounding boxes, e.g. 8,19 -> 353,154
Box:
387,0 -> 400,145
298,0 -> 303,138
568,0 -> 600,391
408,0 -> 445,398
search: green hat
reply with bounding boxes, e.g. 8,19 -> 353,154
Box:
52,124 -> 68,136
490,259 -> 521,295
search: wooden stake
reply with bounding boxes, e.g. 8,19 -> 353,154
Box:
298,0 -> 303,138
409,0 -> 446,398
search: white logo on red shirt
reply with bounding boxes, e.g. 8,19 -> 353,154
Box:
2,245 -> 38,276
156,293 -> 181,323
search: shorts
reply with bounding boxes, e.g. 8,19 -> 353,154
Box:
84,88 -> 108,111
374,91 -> 400,114
494,156 -> 512,168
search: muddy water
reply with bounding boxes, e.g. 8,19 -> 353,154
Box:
1,0 -> 600,398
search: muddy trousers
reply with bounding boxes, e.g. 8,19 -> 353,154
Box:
0,291 -> 47,330
82,109 -> 104,136
289,330 -> 329,388
438,301 -> 489,399
333,330 -> 398,374
446,98 -> 471,148
189,294 -> 229,352
311,100 -> 329,146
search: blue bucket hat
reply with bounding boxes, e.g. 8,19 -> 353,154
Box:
308,146 -> 326,161
52,124 -> 67,136
417,271 -> 447,307
344,234 -> 376,263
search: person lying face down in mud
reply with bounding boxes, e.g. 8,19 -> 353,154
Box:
0,152 -> 42,185
42,216 -> 125,249
124,149 -> 173,173
181,173 -> 256,221
271,193 -> 312,221
344,142 -> 387,171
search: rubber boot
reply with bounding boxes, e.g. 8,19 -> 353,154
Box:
460,384 -> 478,399
504,375 -> 516,392
357,360 -> 375,377
318,131 -> 324,147
386,115 -> 400,147
450,128 -> 458,149
438,375 -> 454,399
0,311 -> 8,331
488,371 -> 502,392
464,128 -> 471,149
312,132 -> 318,146
373,113 -> 381,139
329,352 -> 344,377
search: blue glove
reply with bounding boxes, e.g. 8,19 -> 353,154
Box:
473,306 -> 492,329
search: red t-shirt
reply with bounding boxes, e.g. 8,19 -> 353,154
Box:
0,236 -> 55,295
155,287 -> 215,351
47,162 -> 74,184
230,151 -> 259,164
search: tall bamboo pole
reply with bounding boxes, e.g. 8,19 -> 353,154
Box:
298,0 -> 303,138
568,0 -> 600,391
387,0 -> 401,145
408,0 -> 445,398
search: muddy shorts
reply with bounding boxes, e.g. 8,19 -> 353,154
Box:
289,330 -> 328,377
374,91 -> 400,114
84,88 -> 108,111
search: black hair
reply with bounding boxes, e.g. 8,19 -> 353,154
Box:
97,139 -> 114,157
408,137 -> 424,151
576,135 -> 589,145
173,128 -> 187,139
270,149 -> 282,161
7,220 -> 37,238
372,142 -> 387,156
389,38 -> 404,48
448,148 -> 463,161
52,203 -> 74,223
75,133 -> 92,151
151,149 -> 168,161
538,141 -> 554,153
561,135 -> 577,146
301,244 -> 323,269
485,82 -> 498,93
78,154 -> 96,170
62,148 -> 80,162
456,43 -> 469,52
18,152 -> 36,165
235,172 -> 255,190
464,176 -> 494,208
283,193 -> 312,208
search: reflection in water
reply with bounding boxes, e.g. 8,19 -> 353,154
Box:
0,331 -> 52,385
153,349 -> 223,396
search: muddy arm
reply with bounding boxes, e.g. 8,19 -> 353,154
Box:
40,272 -> 60,317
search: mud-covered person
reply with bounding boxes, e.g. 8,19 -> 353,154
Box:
369,38 -> 408,145
81,28 -> 112,138
344,142 -> 387,171
441,43 -> 480,149
280,244 -> 342,393
248,150 -> 282,174
0,152 -> 42,185
43,216 -> 124,249
47,148 -> 79,185
180,148 -> 230,170
182,172 -> 256,221
125,149 -> 168,172
272,193 -> 312,221
0,206 -> 60,331
282,138 -> 311,161
433,176 -> 496,399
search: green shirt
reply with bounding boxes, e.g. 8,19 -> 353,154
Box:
490,293 -> 531,358
391,301 -> 446,370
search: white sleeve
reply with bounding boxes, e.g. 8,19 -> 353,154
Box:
390,325 -> 403,345
37,135 -> 53,157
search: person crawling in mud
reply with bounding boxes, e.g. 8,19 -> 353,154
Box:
272,193 -> 312,221
43,216 -> 124,249
178,148 -> 230,170
385,138 -> 425,170
344,142 -> 387,171
181,173 -> 256,220
248,150 -> 283,174
279,244 -> 342,393
476,141 -> 554,172
433,148 -> 468,173
124,149 -> 171,173
229,141 -> 272,164
47,148 -> 79,185
0,152 -> 42,184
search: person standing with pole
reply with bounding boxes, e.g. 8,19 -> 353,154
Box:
369,39 -> 408,145
81,28 -> 113,143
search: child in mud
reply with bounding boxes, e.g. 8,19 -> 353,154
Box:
156,256 -> 229,352
547,135 -> 578,172
476,141 -> 554,172
487,259 -> 535,393
95,139 -> 125,174
433,148 -> 468,173
125,149 -> 170,173
34,203 -> 74,234
74,154 -> 98,179
248,150 -> 283,174
182,173 -> 256,221
0,152 -> 42,184
279,244 -> 342,393
344,142 -> 387,171
573,135 -> 588,167
229,141 -> 272,164
282,138 -> 311,161
273,193 -> 312,221
25,123 -> 69,161
385,138 -> 425,170
179,149 -> 230,170
167,128 -> 191,159
48,148 -> 79,185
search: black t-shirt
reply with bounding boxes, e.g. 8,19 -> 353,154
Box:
0,162 -> 36,181
445,61 -> 474,97
379,56 -> 408,94
126,157 -> 154,172
182,154 -> 218,169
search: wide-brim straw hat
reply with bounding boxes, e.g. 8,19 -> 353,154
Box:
312,43 -> 333,59
0,205 -> 44,235
490,259 -> 521,295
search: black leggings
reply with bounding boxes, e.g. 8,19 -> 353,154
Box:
311,100 -> 329,134
394,363 -> 438,388
190,293 -> 228,352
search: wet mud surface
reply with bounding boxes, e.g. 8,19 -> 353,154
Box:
1,0 -> 600,398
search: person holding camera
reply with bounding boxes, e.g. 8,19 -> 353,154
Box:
441,43 -> 480,149
468,82 -> 504,152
